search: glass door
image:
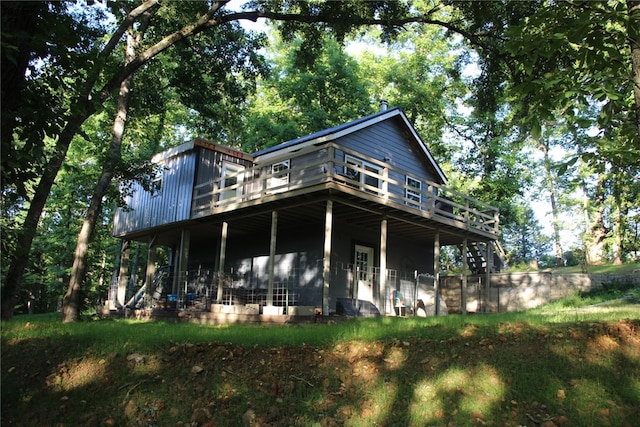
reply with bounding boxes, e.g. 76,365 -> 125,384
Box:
354,244 -> 374,302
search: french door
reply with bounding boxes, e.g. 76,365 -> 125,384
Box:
354,244 -> 374,302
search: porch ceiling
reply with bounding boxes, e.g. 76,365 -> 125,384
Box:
183,188 -> 494,247
123,185 -> 495,247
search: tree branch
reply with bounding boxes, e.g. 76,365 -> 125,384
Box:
100,0 -> 161,62
223,10 -> 496,50
98,0 -> 228,101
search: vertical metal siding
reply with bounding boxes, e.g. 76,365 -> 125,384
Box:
112,150 -> 197,236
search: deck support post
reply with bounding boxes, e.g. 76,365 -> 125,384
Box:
144,237 -> 157,309
216,221 -> 228,303
117,240 -> 130,308
485,241 -> 493,313
267,211 -> 278,307
323,200 -> 333,315
379,217 -> 388,315
462,237 -> 468,315
174,229 -> 190,302
434,231 -> 440,315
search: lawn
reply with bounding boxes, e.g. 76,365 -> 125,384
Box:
516,261 -> 640,275
2,288 -> 639,426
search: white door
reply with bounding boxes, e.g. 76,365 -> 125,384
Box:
221,162 -> 244,201
354,244 -> 374,302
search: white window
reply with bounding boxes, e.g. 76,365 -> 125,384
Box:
268,160 -> 290,192
221,162 -> 244,201
345,155 -> 381,194
406,176 -> 422,208
150,165 -> 164,196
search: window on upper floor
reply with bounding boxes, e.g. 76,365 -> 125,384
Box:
268,160 -> 290,192
345,155 -> 381,194
221,162 -> 244,200
150,165 -> 164,196
406,176 -> 422,208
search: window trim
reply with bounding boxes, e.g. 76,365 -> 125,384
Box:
406,175 -> 422,208
221,162 -> 244,200
345,155 -> 382,193
150,165 -> 164,197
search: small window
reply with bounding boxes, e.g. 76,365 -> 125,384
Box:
150,166 -> 164,196
272,160 -> 290,178
268,160 -> 290,192
406,176 -> 421,208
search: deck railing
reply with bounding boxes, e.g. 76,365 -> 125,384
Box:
191,142 -> 499,237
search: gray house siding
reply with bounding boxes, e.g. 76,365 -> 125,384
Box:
334,118 -> 441,184
112,151 -> 196,236
224,225 -> 325,307
188,216 -> 436,312
193,147 -> 254,211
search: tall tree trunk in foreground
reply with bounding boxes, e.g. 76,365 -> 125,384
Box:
61,24 -> 138,323
1,113 -> 93,320
1,0 -> 230,320
539,139 -> 564,267
627,0 -> 640,137
1,1 -> 162,321
586,176 -> 608,265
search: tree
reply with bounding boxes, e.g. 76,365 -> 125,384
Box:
61,2 -> 268,322
241,32 -> 372,151
353,21 -> 467,161
449,1 -> 640,264
502,204 -> 552,267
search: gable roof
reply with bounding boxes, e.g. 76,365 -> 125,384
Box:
252,107 -> 447,184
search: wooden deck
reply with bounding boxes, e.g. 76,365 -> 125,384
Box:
191,142 -> 499,240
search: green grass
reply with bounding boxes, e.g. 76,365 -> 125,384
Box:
548,261 -> 640,274
2,287 -> 639,426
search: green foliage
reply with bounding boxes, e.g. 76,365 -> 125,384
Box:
501,203 -> 551,265
586,281 -> 639,301
1,1 -> 110,199
240,32 -> 372,151
353,21 -> 466,159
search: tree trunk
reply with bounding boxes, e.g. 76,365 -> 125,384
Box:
61,27 -> 136,323
586,176 -> 607,265
1,111 -> 92,320
612,189 -> 623,265
541,141 -> 564,267
2,1 -> 206,320
627,0 -> 640,137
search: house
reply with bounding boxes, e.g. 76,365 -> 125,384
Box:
110,106 -> 500,318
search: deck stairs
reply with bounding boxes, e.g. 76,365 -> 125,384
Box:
461,241 -> 506,274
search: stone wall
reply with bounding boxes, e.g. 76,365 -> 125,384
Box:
440,272 -> 640,313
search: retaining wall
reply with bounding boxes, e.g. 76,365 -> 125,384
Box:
440,272 -> 640,313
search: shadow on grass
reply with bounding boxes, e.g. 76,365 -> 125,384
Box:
2,314 -> 639,426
